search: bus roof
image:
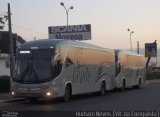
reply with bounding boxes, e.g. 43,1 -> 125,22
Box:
117,49 -> 144,57
19,39 -> 113,52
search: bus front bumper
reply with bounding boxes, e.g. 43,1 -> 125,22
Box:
11,87 -> 56,99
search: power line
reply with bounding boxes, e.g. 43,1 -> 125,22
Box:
12,24 -> 48,36
2,23 -> 48,39
0,11 -> 7,13
0,14 -> 6,16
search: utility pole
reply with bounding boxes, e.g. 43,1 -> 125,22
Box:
8,3 -> 14,79
154,40 -> 157,66
137,41 -> 139,54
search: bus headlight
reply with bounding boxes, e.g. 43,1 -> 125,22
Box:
12,91 -> 15,95
46,92 -> 51,96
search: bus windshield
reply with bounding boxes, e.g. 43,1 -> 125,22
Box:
13,49 -> 60,83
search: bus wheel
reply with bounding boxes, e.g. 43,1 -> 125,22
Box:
120,80 -> 125,91
64,85 -> 71,102
100,82 -> 106,95
138,79 -> 141,88
133,79 -> 141,89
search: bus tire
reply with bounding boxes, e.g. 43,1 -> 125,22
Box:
120,80 -> 125,91
64,84 -> 72,102
133,78 -> 141,89
100,81 -> 106,95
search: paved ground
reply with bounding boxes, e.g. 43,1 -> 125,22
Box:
0,93 -> 13,101
0,80 -> 160,117
0,80 -> 159,102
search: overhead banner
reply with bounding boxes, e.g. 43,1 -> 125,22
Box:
48,24 -> 91,40
145,42 -> 157,57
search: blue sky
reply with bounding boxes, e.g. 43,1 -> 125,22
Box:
0,0 -> 160,49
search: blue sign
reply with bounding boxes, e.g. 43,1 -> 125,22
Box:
145,42 -> 157,57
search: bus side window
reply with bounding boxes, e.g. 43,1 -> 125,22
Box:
51,54 -> 62,77
116,61 -> 121,77
56,59 -> 62,74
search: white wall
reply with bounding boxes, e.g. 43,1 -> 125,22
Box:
0,54 -> 10,76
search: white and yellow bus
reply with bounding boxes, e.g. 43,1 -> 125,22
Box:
11,39 -> 145,101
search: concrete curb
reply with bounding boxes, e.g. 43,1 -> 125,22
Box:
146,80 -> 160,84
0,98 -> 26,103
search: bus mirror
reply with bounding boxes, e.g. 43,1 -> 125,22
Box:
51,54 -> 60,67
65,58 -> 73,68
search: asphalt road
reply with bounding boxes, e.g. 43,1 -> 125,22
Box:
0,81 -> 160,112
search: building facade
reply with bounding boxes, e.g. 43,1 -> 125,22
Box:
0,53 -> 10,76
0,31 -> 26,76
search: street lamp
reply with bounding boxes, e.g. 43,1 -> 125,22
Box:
60,2 -> 73,26
127,29 -> 134,51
